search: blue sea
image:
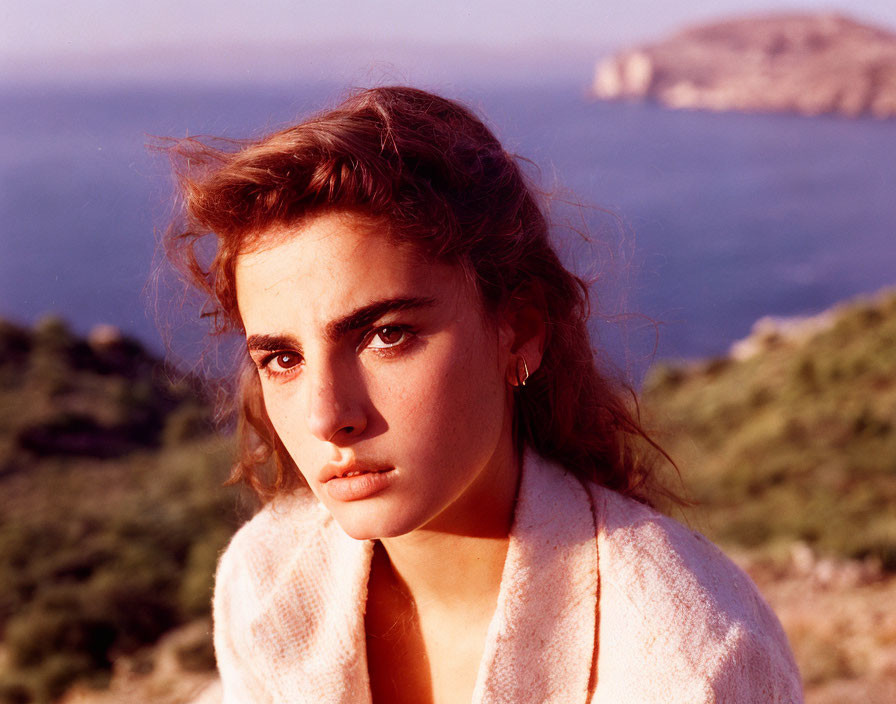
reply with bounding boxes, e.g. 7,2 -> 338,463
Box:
1,80 -> 894,379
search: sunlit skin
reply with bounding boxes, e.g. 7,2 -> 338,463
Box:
234,211 -> 544,704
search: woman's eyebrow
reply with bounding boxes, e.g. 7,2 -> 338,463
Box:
244,296 -> 437,352
246,333 -> 301,353
326,296 -> 437,341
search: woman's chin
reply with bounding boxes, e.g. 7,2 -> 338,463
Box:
327,502 -> 422,542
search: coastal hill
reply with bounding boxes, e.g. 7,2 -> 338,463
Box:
590,13 -> 896,118
643,288 -> 896,568
0,317 -> 239,703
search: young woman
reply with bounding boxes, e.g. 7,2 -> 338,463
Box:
167,86 -> 802,703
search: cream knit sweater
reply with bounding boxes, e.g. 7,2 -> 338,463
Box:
212,453 -> 803,703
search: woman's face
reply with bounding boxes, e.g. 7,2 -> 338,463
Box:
234,211 -> 518,540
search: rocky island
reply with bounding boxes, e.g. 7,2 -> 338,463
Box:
591,13 -> 896,119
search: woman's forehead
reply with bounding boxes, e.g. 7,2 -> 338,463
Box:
237,212 -> 429,283
234,212 -> 476,333
238,211 -> 434,265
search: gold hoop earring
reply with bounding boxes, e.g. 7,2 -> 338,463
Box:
517,356 -> 530,387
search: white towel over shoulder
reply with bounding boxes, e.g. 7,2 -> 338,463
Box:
211,452 -> 803,703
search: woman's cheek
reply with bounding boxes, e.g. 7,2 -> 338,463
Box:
259,383 -> 315,466
261,383 -> 297,433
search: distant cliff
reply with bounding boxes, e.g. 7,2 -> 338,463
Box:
591,13 -> 896,118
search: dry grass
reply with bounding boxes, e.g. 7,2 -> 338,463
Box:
738,548 -> 896,704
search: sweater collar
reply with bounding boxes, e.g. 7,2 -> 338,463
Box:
472,452 -> 599,703
252,452 -> 598,704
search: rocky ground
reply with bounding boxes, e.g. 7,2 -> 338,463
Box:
741,548 -> 896,703
59,547 -> 896,704
58,621 -> 219,704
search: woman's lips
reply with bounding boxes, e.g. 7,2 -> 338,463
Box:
324,466 -> 395,502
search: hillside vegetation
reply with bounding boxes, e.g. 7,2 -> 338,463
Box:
0,317 -> 243,704
644,289 -> 896,567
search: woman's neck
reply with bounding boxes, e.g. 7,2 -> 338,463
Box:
377,529 -> 511,614
377,442 -> 521,613
367,530 -> 512,704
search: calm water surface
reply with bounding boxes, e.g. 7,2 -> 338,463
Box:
1,80 -> 894,377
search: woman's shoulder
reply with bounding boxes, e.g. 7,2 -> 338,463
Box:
585,482 -> 803,702
588,483 -> 774,631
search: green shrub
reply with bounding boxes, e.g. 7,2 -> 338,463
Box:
794,357 -> 817,392
0,678 -> 32,704
179,529 -> 231,618
644,363 -> 687,391
644,289 -> 896,566
0,317 -> 242,702
30,654 -> 95,703
162,403 -> 213,447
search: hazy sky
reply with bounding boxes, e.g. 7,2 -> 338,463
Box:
3,0 -> 896,82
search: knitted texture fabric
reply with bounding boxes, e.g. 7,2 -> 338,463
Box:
212,453 -> 803,703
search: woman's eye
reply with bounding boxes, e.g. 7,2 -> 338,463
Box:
367,326 -> 408,349
276,352 -> 301,368
266,351 -> 302,373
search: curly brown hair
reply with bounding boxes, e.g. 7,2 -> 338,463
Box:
164,85 -> 676,506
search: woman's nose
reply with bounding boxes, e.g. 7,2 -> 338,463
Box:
305,359 -> 367,443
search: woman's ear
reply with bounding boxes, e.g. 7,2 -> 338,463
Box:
501,287 -> 546,387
